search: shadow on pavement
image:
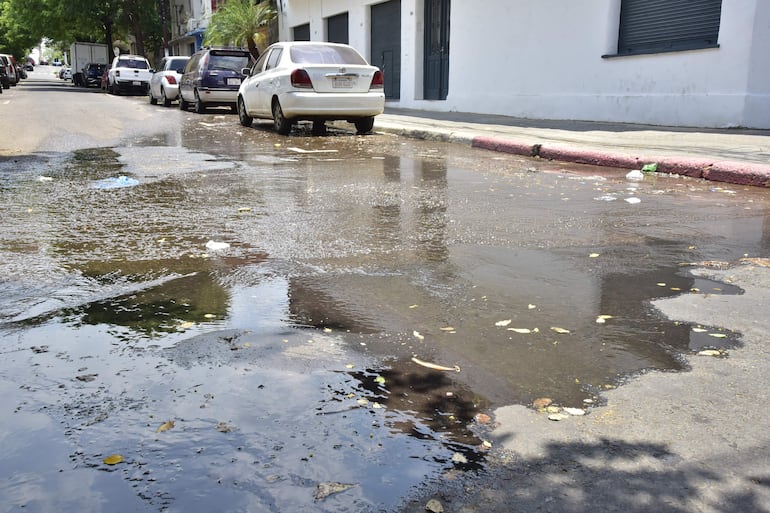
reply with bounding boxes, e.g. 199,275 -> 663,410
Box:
399,437 -> 768,513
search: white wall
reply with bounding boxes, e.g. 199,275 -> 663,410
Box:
278,0 -> 770,128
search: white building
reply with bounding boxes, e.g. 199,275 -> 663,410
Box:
167,0 -> 220,56
277,0 -> 770,129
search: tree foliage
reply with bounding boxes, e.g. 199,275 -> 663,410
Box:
0,0 -> 163,63
204,0 -> 277,60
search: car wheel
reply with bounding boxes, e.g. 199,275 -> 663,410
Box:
354,116 -> 375,134
148,88 -> 157,105
179,94 -> 189,111
237,97 -> 253,127
272,99 -> 292,135
194,90 -> 206,114
161,88 -> 172,107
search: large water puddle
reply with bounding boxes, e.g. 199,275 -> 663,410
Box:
0,138 -> 765,511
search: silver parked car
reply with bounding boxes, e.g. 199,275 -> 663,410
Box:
148,56 -> 190,107
236,42 -> 385,135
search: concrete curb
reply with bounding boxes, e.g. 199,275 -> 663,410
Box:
473,136 -> 770,187
374,122 -> 770,188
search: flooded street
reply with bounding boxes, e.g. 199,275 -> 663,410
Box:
2,86 -> 770,512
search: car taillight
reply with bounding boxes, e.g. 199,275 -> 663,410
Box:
166,76 -> 177,85
370,70 -> 384,90
290,69 -> 313,89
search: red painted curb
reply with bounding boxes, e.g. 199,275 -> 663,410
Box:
471,135 -> 770,187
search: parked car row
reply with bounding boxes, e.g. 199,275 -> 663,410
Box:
0,53 -> 25,89
139,43 -> 384,135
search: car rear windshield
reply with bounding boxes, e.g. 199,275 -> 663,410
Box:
290,45 -> 367,65
168,58 -> 188,70
208,52 -> 250,72
117,58 -> 148,69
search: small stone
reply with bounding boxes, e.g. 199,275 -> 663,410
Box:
474,413 -> 492,424
548,413 -> 570,421
425,499 -> 444,513
563,407 -> 586,416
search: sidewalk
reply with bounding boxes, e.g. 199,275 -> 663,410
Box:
376,108 -> 770,187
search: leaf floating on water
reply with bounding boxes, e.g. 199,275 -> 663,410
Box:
550,327 -> 570,334
692,327 -> 708,333
495,319 -> 512,327
656,283 -> 667,287
408,304 -> 418,309
413,330 -> 424,340
507,328 -> 532,334
374,375 -> 386,385
345,364 -> 355,369
440,326 -> 455,331
708,333 -> 728,338
589,253 -> 600,258
157,420 -> 175,433
314,482 -> 357,501
103,454 -> 124,465
411,357 -> 461,372
528,304 -> 537,310
698,349 -> 722,357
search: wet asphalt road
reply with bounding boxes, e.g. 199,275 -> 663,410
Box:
1,70 -> 769,512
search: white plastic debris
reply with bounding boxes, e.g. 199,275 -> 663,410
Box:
205,240 -> 230,251
625,170 -> 644,180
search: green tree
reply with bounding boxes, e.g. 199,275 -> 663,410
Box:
204,0 -> 276,60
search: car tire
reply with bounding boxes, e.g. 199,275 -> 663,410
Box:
148,88 -> 157,105
161,88 -> 172,107
354,117 -> 375,134
272,100 -> 292,135
179,94 -> 189,111
194,90 -> 206,114
237,97 -> 253,127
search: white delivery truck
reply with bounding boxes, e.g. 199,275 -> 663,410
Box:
69,42 -> 109,87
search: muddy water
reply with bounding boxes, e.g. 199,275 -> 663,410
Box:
1,123 -> 768,511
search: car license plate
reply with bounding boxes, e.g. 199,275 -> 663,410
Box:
226,78 -> 241,86
132,81 -> 141,86
332,77 -> 353,88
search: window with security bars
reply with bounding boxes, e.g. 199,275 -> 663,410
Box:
614,0 -> 722,56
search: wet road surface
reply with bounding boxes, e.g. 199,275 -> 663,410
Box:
1,95 -> 769,511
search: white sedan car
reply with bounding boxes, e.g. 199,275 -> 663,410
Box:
149,55 -> 190,107
237,42 -> 385,135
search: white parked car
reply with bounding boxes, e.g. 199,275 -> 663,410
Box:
148,55 -> 190,107
108,54 -> 153,95
237,42 -> 385,135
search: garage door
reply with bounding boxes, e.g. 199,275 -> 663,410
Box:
371,0 -> 401,100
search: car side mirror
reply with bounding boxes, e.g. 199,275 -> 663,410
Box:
241,67 -> 251,77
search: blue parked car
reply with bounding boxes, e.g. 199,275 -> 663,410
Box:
178,47 -> 252,114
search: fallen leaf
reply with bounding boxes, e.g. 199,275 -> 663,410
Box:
103,454 -> 124,465
474,413 -> 492,424
507,328 -> 532,334
216,421 -> 233,433
157,420 -> 175,433
656,283 -> 667,287
698,349 -> 723,356
495,319 -> 512,327
550,327 -> 570,334
413,330 -> 424,340
563,407 -> 586,416
439,326 -> 455,331
374,375 -> 386,385
589,253 -> 600,258
708,333 -> 728,338
528,304 -> 537,309
692,327 -> 708,333
533,397 -> 552,409
345,364 -> 355,369
314,482 -> 357,501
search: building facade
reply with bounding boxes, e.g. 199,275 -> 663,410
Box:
277,0 -> 770,129
167,0 -> 221,56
